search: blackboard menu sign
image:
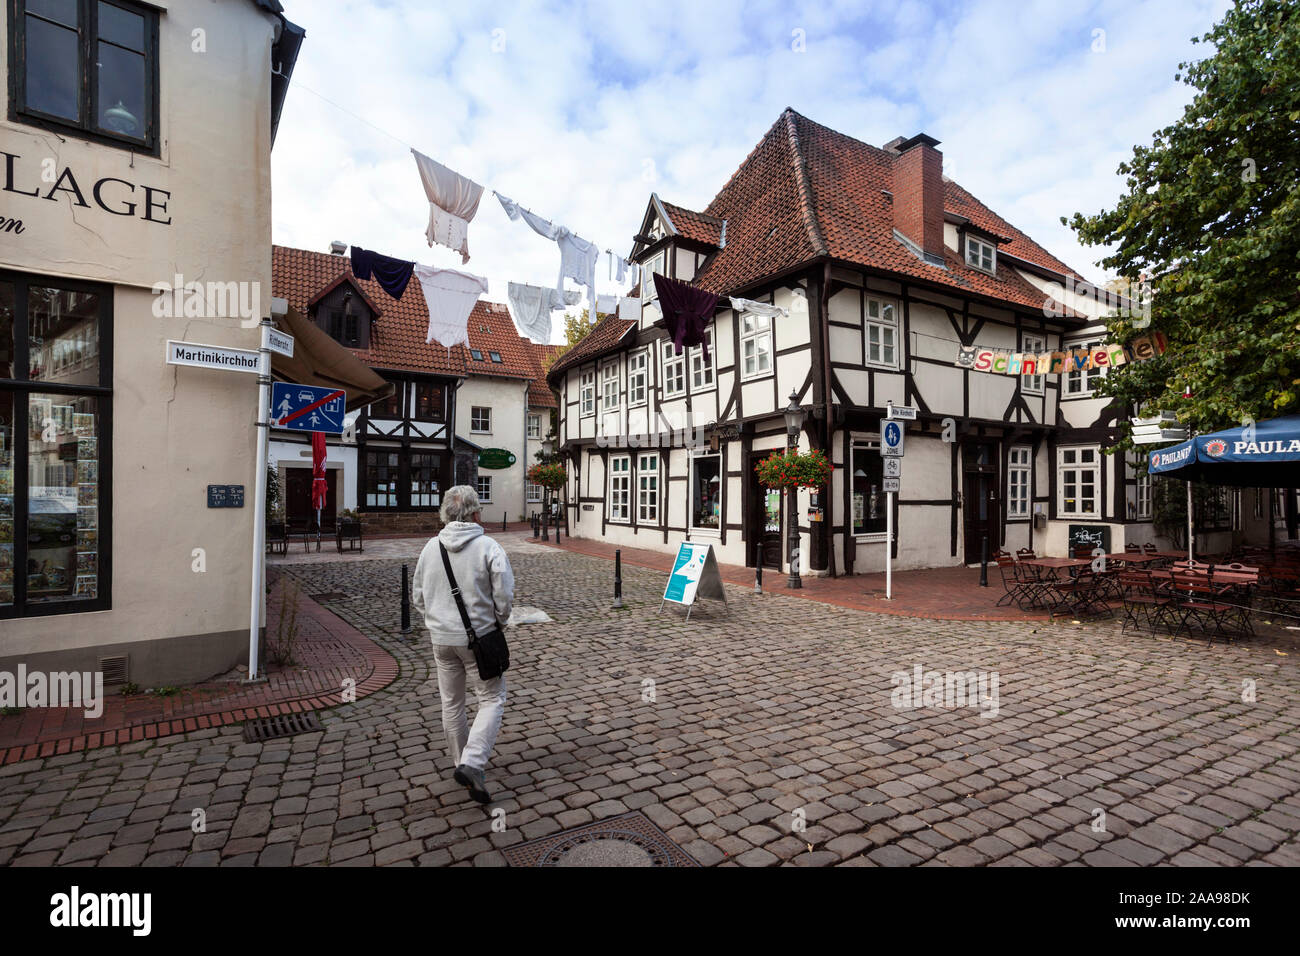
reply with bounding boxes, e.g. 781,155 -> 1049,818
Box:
207,485 -> 245,508
1068,524 -> 1109,554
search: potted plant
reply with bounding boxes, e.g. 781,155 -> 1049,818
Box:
337,508 -> 363,553
754,448 -> 833,489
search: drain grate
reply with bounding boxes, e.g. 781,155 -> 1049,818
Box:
501,811 -> 699,867
242,711 -> 323,743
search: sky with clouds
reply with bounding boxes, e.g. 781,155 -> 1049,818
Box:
270,0 -> 1231,339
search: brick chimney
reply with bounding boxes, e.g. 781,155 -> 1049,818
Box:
892,133 -> 944,264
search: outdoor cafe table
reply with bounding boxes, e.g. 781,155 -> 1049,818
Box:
1102,553 -> 1162,567
1021,557 -> 1091,581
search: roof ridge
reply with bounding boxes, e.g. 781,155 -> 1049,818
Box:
783,109 -> 829,259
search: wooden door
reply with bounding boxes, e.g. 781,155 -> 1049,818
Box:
962,441 -> 1000,563
285,467 -> 337,530
747,454 -> 783,569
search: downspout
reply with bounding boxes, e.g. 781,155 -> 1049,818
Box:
823,260 -> 836,578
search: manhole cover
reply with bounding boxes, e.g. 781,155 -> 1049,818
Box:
501,811 -> 699,867
242,711 -> 323,743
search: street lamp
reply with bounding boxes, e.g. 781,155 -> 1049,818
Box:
783,390 -> 806,589
541,437 -> 555,540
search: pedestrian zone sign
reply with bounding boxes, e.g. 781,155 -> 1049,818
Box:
881,419 -> 905,457
271,382 -> 346,433
660,542 -> 727,620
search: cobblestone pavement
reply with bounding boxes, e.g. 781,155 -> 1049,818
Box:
2,540 -> 1299,867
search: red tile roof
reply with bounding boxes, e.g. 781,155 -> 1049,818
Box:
688,109 -> 1085,315
272,246 -> 564,400
658,200 -> 725,247
272,245 -> 465,377
547,315 -> 637,379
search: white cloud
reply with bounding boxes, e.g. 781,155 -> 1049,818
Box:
272,0 -> 1230,326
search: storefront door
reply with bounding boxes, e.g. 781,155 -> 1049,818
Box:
962,441 -> 1000,563
285,467 -> 337,530
746,454 -> 783,569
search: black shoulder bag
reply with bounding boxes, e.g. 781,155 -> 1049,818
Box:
439,542 -> 510,681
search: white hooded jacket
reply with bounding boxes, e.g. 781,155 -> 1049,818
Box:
411,522 -> 515,646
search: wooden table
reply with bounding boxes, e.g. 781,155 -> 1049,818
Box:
1021,557 -> 1091,581
1103,553 -> 1161,566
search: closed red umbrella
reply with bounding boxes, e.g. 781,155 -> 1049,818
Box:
311,431 -> 327,542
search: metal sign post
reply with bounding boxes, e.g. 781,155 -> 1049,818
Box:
247,319 -> 274,682
880,419 -> 904,600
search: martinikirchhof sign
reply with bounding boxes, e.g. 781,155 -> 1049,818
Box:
165,340 -> 260,374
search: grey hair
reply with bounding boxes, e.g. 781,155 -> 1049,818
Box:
440,485 -> 482,524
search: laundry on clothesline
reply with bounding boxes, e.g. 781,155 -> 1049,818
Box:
412,264 -> 488,350
618,297 -> 639,321
596,293 -> 618,315
729,296 -> 788,319
654,274 -> 718,363
349,245 -> 416,300
494,191 -> 559,240
413,150 -> 484,264
507,282 -> 579,344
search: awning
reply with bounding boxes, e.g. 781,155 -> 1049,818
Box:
1147,414 -> 1300,487
271,306 -> 393,413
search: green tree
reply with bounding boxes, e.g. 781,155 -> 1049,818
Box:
546,308 -> 598,370
1066,0 -> 1300,446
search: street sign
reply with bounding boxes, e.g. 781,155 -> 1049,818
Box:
881,419 -> 905,457
166,340 -> 260,374
883,458 -> 902,478
271,382 -> 346,433
883,477 -> 900,493
886,403 -> 917,421
266,328 -> 294,358
660,542 -> 728,621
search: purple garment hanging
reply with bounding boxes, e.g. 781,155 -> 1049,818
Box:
350,245 -> 415,300
653,273 -> 718,363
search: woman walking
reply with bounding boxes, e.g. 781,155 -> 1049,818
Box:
412,485 -> 514,804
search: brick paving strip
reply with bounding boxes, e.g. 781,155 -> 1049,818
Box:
1,542 -> 1298,867
0,570 -> 398,765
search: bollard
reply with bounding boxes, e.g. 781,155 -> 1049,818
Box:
613,549 -> 624,608
754,542 -> 763,594
979,535 -> 989,588
502,512 -> 507,532
400,563 -> 413,634
532,513 -> 539,539
542,509 -> 549,542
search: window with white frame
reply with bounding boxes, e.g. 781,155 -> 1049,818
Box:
1135,469 -> 1152,520
470,406 -> 491,433
740,312 -> 773,379
608,455 -> 630,521
580,370 -> 595,416
864,296 -> 899,369
1008,446 -> 1031,518
602,361 -> 620,411
476,476 -> 492,503
661,340 -> 686,398
1065,341 -> 1103,396
965,235 -> 996,273
689,327 -> 715,390
1022,333 -> 1046,395
637,453 -> 659,522
643,252 -> 665,299
1057,446 -> 1099,515
628,349 -> 648,406
526,481 -> 542,503
526,413 -> 541,439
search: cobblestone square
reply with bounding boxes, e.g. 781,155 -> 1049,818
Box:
2,538 -> 1298,867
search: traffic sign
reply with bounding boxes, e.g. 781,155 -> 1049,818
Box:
166,340 -> 260,374
886,403 -> 917,421
881,419 -> 905,457
883,477 -> 900,493
271,382 -> 346,433
266,328 -> 294,358
883,458 -> 902,478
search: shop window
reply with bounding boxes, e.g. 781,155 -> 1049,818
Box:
851,443 -> 887,535
11,0 -> 159,153
0,274 -> 110,617
409,453 -> 440,508
364,450 -> 399,508
691,454 -> 721,530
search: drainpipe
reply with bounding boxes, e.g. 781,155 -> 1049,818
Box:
822,261 -> 836,578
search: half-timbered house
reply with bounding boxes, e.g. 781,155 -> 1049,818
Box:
548,109 -> 1181,574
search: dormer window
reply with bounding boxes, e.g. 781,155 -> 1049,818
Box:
965,235 -> 996,274
311,280 -> 373,348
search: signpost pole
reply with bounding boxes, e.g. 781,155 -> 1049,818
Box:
886,491 -> 893,600
247,319 -> 273,682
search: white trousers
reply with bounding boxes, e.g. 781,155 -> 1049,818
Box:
433,645 -> 507,771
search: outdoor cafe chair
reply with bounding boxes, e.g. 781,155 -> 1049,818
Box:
995,554 -> 1029,608
1143,543 -> 1159,554
1125,542 -> 1142,553
1118,570 -> 1173,636
1050,572 -> 1111,619
1168,572 -> 1237,642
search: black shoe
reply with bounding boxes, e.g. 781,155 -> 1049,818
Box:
455,764 -> 491,804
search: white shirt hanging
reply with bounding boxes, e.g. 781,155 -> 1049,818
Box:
413,150 -> 484,264
413,264 -> 488,350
